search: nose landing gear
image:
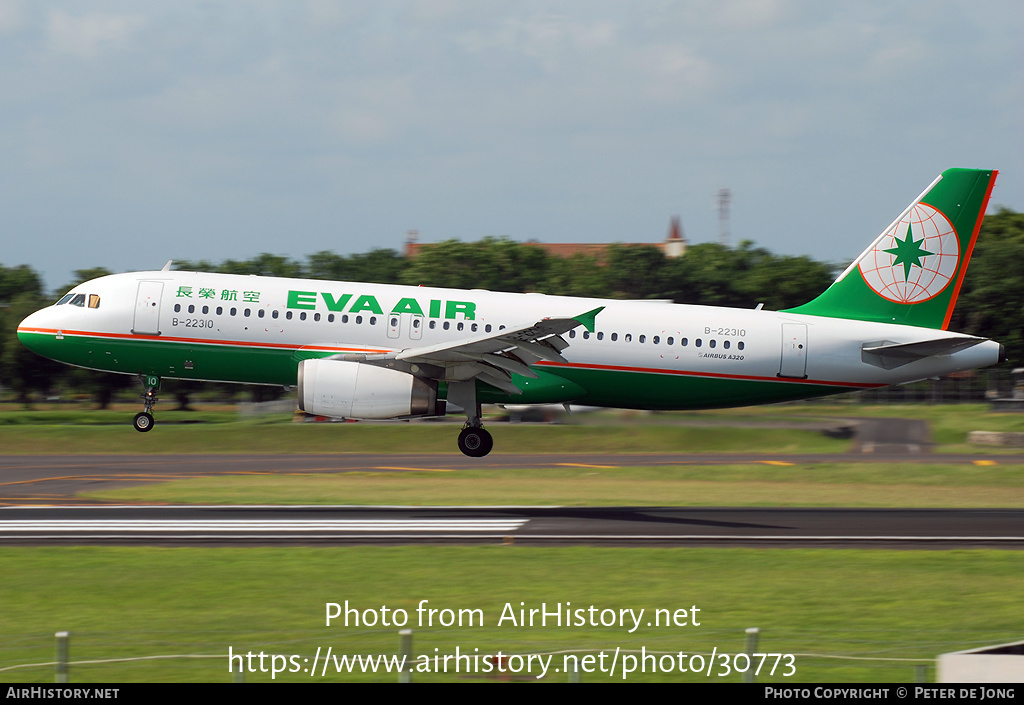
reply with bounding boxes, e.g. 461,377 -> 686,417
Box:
133,375 -> 160,433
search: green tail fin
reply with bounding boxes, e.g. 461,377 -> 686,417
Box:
783,168 -> 997,330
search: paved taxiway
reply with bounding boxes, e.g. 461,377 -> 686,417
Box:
3,452 -> 1024,505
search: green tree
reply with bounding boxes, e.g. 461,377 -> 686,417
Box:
0,291 -> 64,406
0,264 -> 49,404
542,254 -> 608,297
400,237 -> 551,292
217,254 -> 302,278
604,245 -> 668,299
0,264 -> 43,302
664,243 -> 750,306
951,208 -> 1024,365
306,249 -> 406,283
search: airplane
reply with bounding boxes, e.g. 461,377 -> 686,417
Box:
18,168 -> 1001,457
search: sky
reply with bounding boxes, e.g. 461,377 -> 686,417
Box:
1,0 -> 1021,293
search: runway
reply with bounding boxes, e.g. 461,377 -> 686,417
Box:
2,505 -> 1023,548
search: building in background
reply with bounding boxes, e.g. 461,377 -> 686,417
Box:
404,217 -> 687,261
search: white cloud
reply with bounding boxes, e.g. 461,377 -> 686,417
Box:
0,0 -> 25,34
46,9 -> 145,58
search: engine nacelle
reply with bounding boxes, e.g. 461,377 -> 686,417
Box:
297,359 -> 442,419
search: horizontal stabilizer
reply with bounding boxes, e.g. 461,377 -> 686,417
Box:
861,336 -> 986,370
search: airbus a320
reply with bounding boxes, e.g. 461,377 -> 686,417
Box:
18,168 -> 1002,456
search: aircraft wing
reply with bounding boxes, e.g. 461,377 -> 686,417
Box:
336,306 -> 603,395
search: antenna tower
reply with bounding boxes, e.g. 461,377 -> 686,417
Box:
717,188 -> 731,247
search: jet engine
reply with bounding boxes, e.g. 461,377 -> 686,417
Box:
297,359 -> 443,419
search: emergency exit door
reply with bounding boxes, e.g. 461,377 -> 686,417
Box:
779,323 -> 807,378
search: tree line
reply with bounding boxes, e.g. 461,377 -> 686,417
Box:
2,208 -> 1022,406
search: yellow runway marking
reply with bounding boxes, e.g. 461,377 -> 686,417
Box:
555,463 -> 618,469
373,466 -> 455,472
760,461 -> 795,466
972,460 -> 998,466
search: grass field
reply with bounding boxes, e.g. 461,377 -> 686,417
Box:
2,547 -> 1022,683
3,401 -> 1024,454
83,462 -> 1024,507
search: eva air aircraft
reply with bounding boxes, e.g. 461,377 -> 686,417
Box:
18,168 -> 1002,456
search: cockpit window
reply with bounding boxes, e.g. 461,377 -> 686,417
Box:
55,292 -> 99,308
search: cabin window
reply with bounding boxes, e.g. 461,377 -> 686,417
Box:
201,305 -> 209,314
639,335 -> 646,343
443,321 -> 450,330
597,332 -> 604,340
485,324 -> 492,333
709,339 -> 716,348
723,340 -> 730,349
286,311 -> 293,320
342,315 -> 349,323
370,316 -> 377,325
299,312 -> 306,321
624,333 -> 632,342
695,339 -> 702,347
188,304 -> 195,314
429,320 -> 436,330
611,333 -> 618,341
173,303 -> 181,313
413,319 -> 420,329
681,338 -> 688,346
314,313 -> 321,322
653,335 -> 660,344
569,330 -> 576,339
499,325 -> 506,330
88,295 -> 101,309
244,309 -> 251,317
216,306 -> 223,315
738,341 -> 745,351
328,314 -> 335,323
390,317 -> 398,327
457,322 -> 464,331
356,315 -> 363,324
472,323 -> 478,332
582,331 -> 590,339
272,310 -> 279,319
230,307 -> 237,316
667,337 -> 674,345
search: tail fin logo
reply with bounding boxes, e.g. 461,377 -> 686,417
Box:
858,203 -> 959,304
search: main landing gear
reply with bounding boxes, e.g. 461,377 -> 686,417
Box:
133,375 -> 160,433
449,380 -> 493,458
458,424 -> 493,458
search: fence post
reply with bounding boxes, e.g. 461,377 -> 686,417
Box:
744,627 -> 759,683
568,658 -> 580,683
399,629 -> 413,683
55,631 -> 69,683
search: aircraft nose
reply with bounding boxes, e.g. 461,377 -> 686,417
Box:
17,308 -> 58,356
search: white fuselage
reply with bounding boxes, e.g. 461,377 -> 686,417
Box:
18,270 -> 1002,410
